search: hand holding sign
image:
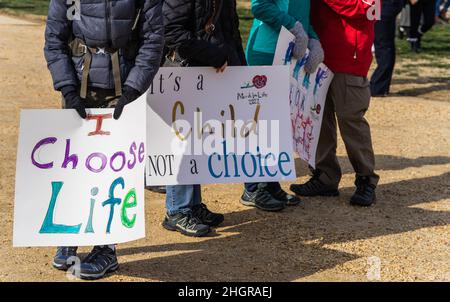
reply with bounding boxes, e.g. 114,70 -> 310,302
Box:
14,98 -> 147,247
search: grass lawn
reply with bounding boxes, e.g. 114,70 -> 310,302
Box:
0,0 -> 49,15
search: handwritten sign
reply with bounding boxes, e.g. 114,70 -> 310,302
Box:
145,66 -> 296,185
273,27 -> 334,168
13,98 -> 147,247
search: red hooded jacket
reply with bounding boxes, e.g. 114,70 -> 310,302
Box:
311,0 -> 376,77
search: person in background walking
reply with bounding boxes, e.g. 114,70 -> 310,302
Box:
370,0 -> 405,97
408,0 -> 436,53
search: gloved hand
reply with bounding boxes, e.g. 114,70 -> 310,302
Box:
61,85 -> 86,119
113,85 -> 141,120
304,39 -> 324,74
289,22 -> 309,59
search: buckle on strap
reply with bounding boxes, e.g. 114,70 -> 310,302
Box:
96,47 -> 106,55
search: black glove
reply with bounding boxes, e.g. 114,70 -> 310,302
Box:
61,86 -> 86,119
113,86 -> 141,120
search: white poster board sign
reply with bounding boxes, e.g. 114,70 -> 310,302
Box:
13,98 -> 147,247
273,27 -> 334,168
146,66 -> 296,185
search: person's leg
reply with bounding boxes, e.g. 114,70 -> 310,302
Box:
420,0 -> 436,34
370,18 -> 392,96
334,74 -> 379,206
409,1 -> 423,52
165,185 -> 196,215
371,9 -> 397,96
290,75 -> 342,197
316,76 -> 342,187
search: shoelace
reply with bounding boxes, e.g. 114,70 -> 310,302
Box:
255,188 -> 274,202
178,213 -> 202,230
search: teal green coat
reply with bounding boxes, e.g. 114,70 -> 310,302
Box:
246,0 -> 317,65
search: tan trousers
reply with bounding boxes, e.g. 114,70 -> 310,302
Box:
316,73 -> 380,188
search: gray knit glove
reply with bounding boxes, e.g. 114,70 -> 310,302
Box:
304,39 -> 324,74
289,22 -> 308,59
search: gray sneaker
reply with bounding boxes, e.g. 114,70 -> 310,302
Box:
162,212 -> 211,237
240,183 -> 286,211
53,246 -> 78,271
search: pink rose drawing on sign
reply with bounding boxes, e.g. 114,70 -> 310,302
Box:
252,75 -> 267,89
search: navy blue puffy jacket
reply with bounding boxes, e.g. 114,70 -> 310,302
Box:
44,0 -> 164,94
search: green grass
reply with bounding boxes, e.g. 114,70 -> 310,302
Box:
237,6 -> 253,45
396,24 -> 450,68
0,0 -> 49,15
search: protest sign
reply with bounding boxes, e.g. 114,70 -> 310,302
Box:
273,27 -> 334,168
146,66 -> 296,185
13,98 -> 147,247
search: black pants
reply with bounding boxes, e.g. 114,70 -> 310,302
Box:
409,0 -> 436,40
370,0 -> 404,95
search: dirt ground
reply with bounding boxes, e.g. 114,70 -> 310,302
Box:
1,14 -> 450,282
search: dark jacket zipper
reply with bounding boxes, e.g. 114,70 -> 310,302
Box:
105,0 -> 111,47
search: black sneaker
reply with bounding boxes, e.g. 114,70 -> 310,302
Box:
192,203 -> 224,227
271,189 -> 302,206
240,183 -> 286,211
350,177 -> 376,207
78,246 -> 118,280
53,246 -> 78,271
290,174 -> 339,197
410,40 -> 421,53
162,212 -> 211,237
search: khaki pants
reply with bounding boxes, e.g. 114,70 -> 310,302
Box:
62,88 -> 119,109
316,73 -> 380,188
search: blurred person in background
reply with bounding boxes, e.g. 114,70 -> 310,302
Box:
408,0 -> 436,53
435,0 -> 450,22
370,0 -> 405,97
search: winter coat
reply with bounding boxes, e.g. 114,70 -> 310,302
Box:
44,0 -> 164,94
163,0 -> 246,67
311,0 -> 376,77
246,0 -> 318,57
